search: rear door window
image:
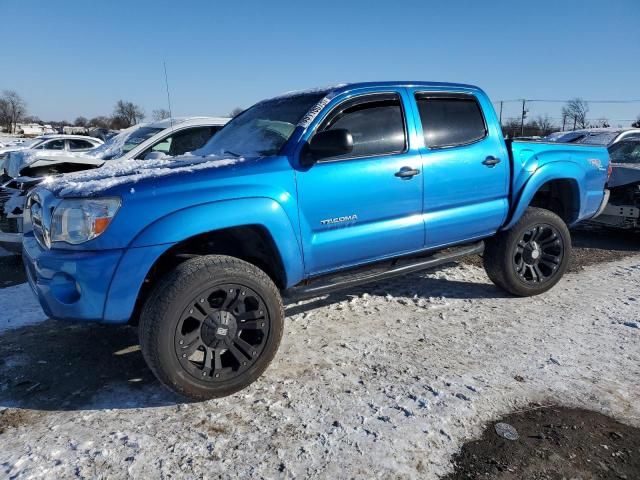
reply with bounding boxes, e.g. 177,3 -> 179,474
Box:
416,95 -> 487,148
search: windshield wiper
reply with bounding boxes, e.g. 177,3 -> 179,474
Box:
222,149 -> 242,158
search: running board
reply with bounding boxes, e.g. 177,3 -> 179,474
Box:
285,241 -> 484,300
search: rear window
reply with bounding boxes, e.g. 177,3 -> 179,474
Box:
416,95 -> 487,148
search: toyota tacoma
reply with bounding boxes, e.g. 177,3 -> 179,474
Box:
22,82 -> 610,399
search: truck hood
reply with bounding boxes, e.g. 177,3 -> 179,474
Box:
5,150 -> 106,178
42,154 -> 247,197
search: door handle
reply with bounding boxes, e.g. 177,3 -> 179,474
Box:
395,166 -> 420,179
482,156 -> 501,167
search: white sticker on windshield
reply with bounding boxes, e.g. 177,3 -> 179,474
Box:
298,95 -> 333,129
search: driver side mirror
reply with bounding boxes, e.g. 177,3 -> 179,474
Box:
304,129 -> 353,165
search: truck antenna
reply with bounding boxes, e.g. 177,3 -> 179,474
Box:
163,60 -> 174,129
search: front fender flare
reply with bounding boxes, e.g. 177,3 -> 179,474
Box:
103,198 -> 303,323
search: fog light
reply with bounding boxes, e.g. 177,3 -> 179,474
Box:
50,273 -> 81,304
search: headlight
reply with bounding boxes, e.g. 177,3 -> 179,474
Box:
50,197 -> 121,245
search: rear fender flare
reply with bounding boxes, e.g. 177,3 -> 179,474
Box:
503,161 -> 584,230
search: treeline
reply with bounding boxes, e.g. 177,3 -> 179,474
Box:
0,90 -> 173,133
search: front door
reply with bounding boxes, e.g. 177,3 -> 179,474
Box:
296,91 -> 424,275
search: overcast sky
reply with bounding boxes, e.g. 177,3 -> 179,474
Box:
3,0 -> 639,127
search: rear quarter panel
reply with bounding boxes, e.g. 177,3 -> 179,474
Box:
505,141 -> 609,229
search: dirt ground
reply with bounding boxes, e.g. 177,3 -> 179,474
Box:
444,406 -> 640,480
1,225 -> 639,478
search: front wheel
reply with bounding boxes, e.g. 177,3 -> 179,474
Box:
483,207 -> 571,296
139,255 -> 284,400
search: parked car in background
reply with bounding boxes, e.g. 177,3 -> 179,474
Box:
591,138 -> 640,229
0,116 -> 229,252
545,128 -> 640,146
0,135 -> 98,165
21,81 -> 610,399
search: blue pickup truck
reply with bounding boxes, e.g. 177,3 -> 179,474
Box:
22,82 -> 610,399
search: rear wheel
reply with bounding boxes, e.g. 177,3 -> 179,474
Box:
483,207 -> 571,296
139,255 -> 284,400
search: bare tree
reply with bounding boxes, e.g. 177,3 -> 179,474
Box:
632,116 -> 640,128
0,90 -> 27,133
152,108 -> 171,121
591,118 -> 610,128
112,100 -> 145,128
22,115 -> 42,124
74,116 -> 88,127
229,107 -> 244,118
535,115 -> 555,136
501,118 -> 521,138
88,116 -> 111,129
563,98 -> 589,130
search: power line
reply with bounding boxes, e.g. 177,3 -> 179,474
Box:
493,98 -> 640,104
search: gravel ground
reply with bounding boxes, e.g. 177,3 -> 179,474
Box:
1,242 -> 639,478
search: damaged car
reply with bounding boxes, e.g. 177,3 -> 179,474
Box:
0,116 -> 229,252
591,138 -> 640,229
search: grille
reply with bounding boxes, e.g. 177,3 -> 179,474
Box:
0,187 -> 19,234
29,196 -> 48,248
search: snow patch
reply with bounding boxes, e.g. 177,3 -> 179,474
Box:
43,154 -> 243,197
0,283 -> 46,333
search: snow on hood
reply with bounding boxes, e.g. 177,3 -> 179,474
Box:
5,149 -> 77,178
42,154 -> 244,197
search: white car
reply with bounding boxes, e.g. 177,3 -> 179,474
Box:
3,117 -> 229,178
545,128 -> 640,146
0,116 -> 229,252
0,134 -> 103,168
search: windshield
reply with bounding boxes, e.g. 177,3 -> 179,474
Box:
579,132 -> 619,146
89,126 -> 164,160
609,141 -> 640,163
24,138 -> 45,149
196,92 -> 328,157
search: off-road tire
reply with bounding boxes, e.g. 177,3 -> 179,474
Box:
483,207 -> 571,296
138,255 -> 284,400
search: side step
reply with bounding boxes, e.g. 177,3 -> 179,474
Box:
284,241 -> 484,300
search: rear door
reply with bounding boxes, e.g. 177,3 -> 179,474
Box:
410,91 -> 509,248
296,90 -> 424,275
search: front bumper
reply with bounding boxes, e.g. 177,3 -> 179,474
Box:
23,233 -> 124,322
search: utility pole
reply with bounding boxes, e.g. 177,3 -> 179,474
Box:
499,101 -> 503,126
520,99 -> 527,136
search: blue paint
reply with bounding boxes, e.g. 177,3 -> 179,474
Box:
23,82 -> 609,324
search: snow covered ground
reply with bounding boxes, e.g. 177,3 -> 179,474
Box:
1,257 -> 639,478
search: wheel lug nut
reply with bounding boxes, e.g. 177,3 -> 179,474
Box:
243,362 -> 247,366
200,298 -> 204,303
189,309 -> 193,314
229,289 -> 233,293
261,323 -> 265,327
202,371 -> 207,376
179,340 -> 184,345
182,354 -> 186,358
215,373 -> 220,378
252,351 -> 257,356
